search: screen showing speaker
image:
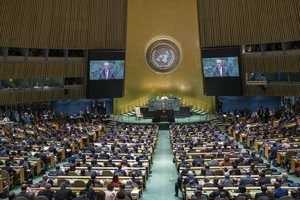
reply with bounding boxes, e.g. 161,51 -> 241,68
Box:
201,46 -> 242,96
87,50 -> 125,98
202,57 -> 239,77
89,60 -> 125,80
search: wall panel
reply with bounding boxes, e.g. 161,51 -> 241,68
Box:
0,62 -> 86,79
242,56 -> 300,73
0,0 -> 127,49
244,85 -> 300,96
198,0 -> 300,47
0,89 -> 85,105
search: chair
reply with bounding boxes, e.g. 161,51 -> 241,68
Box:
101,170 -> 113,176
279,196 -> 292,200
236,196 -> 246,200
205,154 -> 214,159
73,180 -> 86,187
257,196 -> 269,200
57,179 -> 67,186
238,162 -> 247,166
214,197 -> 228,200
1,170 -> 14,188
224,161 -> 233,166
135,107 -> 143,119
215,169 -> 224,175
68,171 -> 78,176
245,184 -> 255,187
35,196 -> 49,200
15,197 -> 29,200
223,183 -> 233,187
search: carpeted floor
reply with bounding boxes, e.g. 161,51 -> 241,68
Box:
141,130 -> 179,200
112,113 -> 217,124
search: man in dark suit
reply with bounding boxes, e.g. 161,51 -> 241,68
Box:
99,62 -> 115,80
211,59 -> 230,77
15,184 -> 35,200
274,182 -> 288,199
37,183 -> 55,200
114,165 -> 127,176
209,184 -> 230,199
255,185 -> 268,199
258,173 -> 271,186
55,182 -> 77,200
239,172 -> 256,185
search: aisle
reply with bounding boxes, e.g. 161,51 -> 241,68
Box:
142,130 -> 178,200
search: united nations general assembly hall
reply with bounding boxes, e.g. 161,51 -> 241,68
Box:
0,1 -> 299,200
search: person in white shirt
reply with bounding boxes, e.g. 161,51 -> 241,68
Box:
161,94 -> 168,100
104,183 -> 116,200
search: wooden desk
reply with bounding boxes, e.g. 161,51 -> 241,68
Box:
30,186 -> 141,200
277,149 -> 300,164
290,157 -> 300,172
61,166 -> 148,182
0,166 -> 25,185
0,177 -> 3,193
0,157 -> 41,175
185,186 -> 297,200
48,175 -> 145,189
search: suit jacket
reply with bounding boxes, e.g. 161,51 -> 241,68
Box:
239,176 -> 256,185
255,191 -> 268,199
258,177 -> 271,186
37,189 -> 55,200
274,188 -> 288,199
211,66 -> 230,77
73,196 -> 89,200
209,189 -> 230,198
86,188 -> 96,200
55,189 -> 76,200
16,191 -> 34,200
99,69 -> 115,79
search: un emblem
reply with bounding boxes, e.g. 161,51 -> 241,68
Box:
146,38 -> 181,74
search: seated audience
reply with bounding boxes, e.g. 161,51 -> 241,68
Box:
255,185 -> 268,199
55,182 -> 77,200
15,184 -> 35,200
239,172 -> 256,186
209,184 -> 230,199
37,183 -> 54,200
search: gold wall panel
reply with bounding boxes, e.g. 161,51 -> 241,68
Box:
244,85 -> 300,96
114,0 -> 214,114
242,56 -> 300,73
0,0 -> 127,49
198,0 -> 300,47
0,62 -> 86,79
0,89 -> 85,105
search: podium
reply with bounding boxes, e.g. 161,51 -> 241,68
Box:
148,99 -> 180,111
149,99 -> 179,122
152,109 -> 175,123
